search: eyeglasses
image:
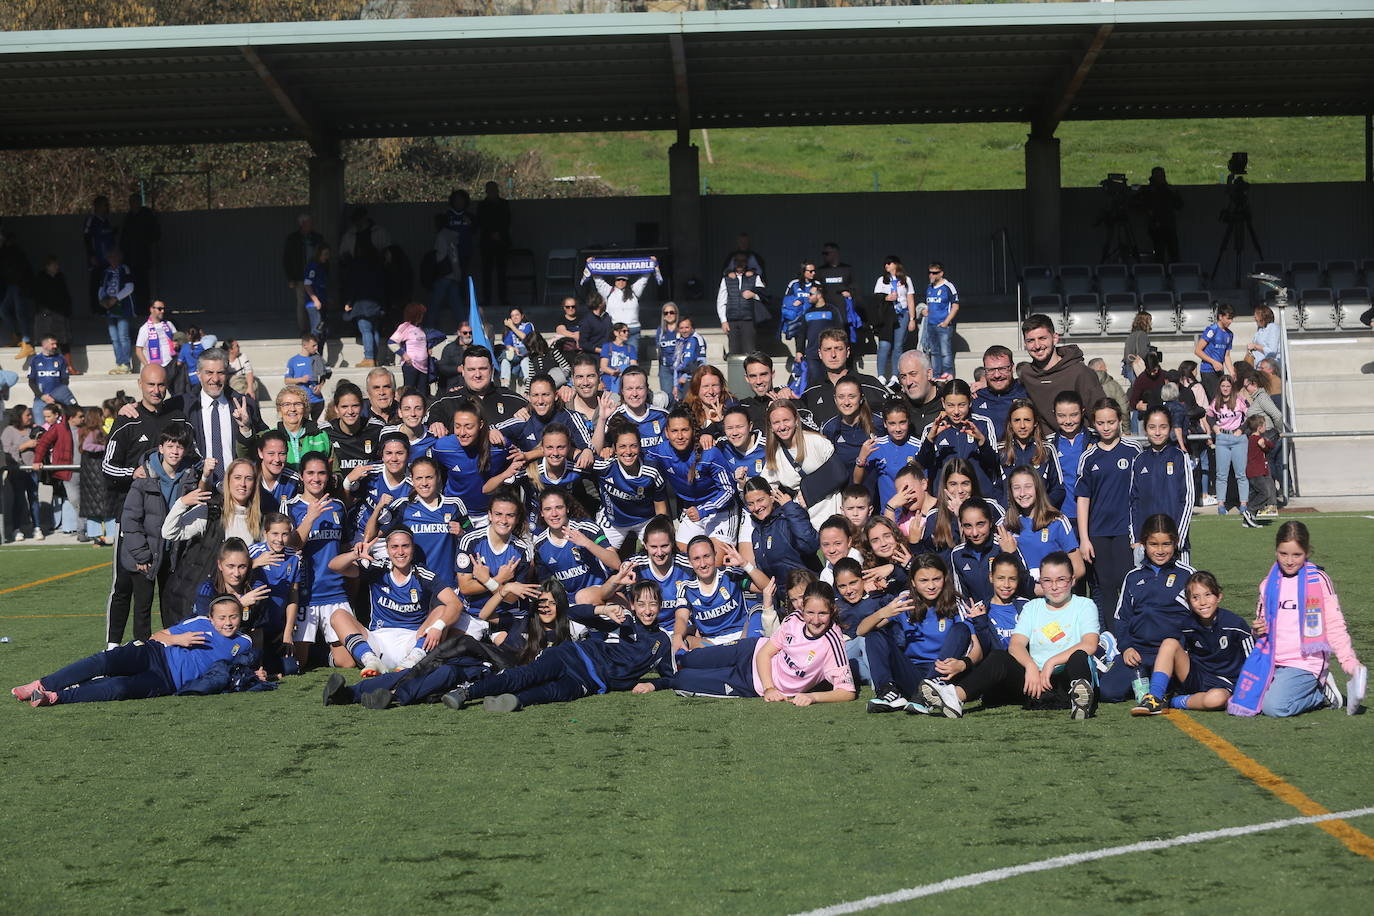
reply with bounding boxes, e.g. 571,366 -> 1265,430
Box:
1040,577 -> 1071,586
984,365 -> 1012,374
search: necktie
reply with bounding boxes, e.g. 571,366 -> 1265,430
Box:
210,399 -> 224,476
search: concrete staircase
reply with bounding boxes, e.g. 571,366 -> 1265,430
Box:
4,315 -> 1371,495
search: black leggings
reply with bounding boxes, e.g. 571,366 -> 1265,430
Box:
1087,534 -> 1133,632
955,649 -> 1095,709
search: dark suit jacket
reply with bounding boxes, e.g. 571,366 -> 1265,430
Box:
180,389 -> 265,464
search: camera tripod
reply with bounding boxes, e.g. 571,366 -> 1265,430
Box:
1211,176 -> 1264,287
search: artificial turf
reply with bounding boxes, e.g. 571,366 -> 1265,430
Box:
1,515 -> 1371,914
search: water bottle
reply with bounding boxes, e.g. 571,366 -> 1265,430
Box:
1131,667 -> 1149,702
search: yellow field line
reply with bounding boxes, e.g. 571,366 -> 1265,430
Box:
0,562 -> 111,597
1169,711 -> 1374,861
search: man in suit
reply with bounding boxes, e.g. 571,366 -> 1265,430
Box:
179,348 -> 264,482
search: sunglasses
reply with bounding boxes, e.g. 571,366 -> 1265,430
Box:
928,270 -> 942,275
663,310 -> 678,316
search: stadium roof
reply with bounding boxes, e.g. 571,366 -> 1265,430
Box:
1,1 -> 1372,151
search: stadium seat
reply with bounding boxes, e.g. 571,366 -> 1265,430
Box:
1022,266 -> 1056,298
506,248 -> 537,306
1101,292 -> 1139,335
1298,288 -> 1337,330
1063,293 -> 1102,336
1336,288 -> 1372,329
1132,263 -> 1167,295
1289,261 -> 1323,298
1140,291 -> 1178,333
1177,291 -> 1215,333
1058,265 -> 1094,296
1168,262 -> 1203,294
543,248 -> 580,306
1326,259 -> 1359,291
1095,264 -> 1130,295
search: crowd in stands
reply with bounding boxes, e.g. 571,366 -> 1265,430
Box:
1,190 -> 1366,720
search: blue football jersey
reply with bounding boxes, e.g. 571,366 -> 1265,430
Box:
364,561 -> 443,629
629,553 -> 695,633
375,495 -> 468,586
609,404 -> 669,452
285,495 -> 349,605
533,520 -> 613,595
589,458 -> 667,528
456,529 -> 533,625
247,541 -> 301,624
681,567 -> 752,639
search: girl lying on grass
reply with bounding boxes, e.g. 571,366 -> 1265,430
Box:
13,596 -> 261,706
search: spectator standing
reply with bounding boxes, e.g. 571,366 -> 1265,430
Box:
588,260 -> 655,350
284,335 -> 327,421
389,302 -> 433,393
716,252 -> 768,357
525,327 -> 572,389
1245,305 -> 1281,371
922,262 -> 960,381
78,407 -> 114,545
33,402 -> 77,536
282,214 -> 324,335
2,405 -> 40,541
478,181 -> 512,308
1205,375 -> 1251,520
121,193 -> 160,310
98,249 -> 136,375
1194,303 -> 1235,401
302,244 -> 331,344
721,233 -> 767,278
30,255 -> 77,375
1137,166 -> 1183,264
135,299 -> 177,371
82,195 -> 118,316
816,243 -> 857,356
779,263 -> 819,364
1016,314 -> 1106,434
225,339 -> 256,400
0,230 -> 35,359
337,206 -> 392,261
671,317 -> 706,401
340,233 -> 387,368
1088,358 -> 1131,419
1123,312 -> 1153,383
430,192 -> 475,332
871,256 -> 917,387
655,301 -> 681,400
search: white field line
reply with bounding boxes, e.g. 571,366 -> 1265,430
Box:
792,806 -> 1374,916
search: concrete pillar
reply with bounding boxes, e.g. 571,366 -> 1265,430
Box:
669,141 -> 702,303
308,153 -> 346,252
1024,134 -> 1062,267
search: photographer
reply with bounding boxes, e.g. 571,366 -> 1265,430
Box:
1137,166 -> 1182,264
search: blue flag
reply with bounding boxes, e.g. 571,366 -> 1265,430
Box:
467,277 -> 492,353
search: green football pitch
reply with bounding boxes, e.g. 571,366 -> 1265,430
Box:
2,515 -> 1371,914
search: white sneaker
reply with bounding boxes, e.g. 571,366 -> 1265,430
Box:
1320,676 -> 1344,710
106,642 -> 119,651
32,530 -> 45,541
1200,494 -> 1219,507
359,651 -> 386,675
918,679 -> 963,718
866,684 -> 907,713
10,531 -> 24,542
397,646 -> 427,670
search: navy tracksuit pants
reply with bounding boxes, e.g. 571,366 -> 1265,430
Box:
662,640 -> 760,697
40,641 -> 176,703
864,622 -> 972,697
464,642 -> 601,709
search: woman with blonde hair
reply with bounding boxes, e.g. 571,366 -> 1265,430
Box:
162,457 -> 263,545
761,399 -> 844,527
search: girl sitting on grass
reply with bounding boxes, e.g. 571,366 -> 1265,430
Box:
1230,521 -> 1367,717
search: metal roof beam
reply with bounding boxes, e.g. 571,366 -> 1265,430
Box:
238,45 -> 336,157
1034,23 -> 1112,139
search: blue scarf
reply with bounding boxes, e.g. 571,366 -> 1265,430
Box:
582,257 -> 663,284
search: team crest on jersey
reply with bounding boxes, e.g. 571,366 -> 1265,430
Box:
410,589 -> 419,602
767,536 -> 773,549
652,421 -> 661,434
754,460 -> 764,473
635,487 -> 644,499
1041,529 -> 1049,543
1220,635 -> 1229,649
1166,574 -> 1177,587
231,644 -> 241,655
443,513 -> 451,522
1166,462 -> 1175,475
365,440 -> 372,453
938,619 -> 947,632
1118,458 -> 1129,469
